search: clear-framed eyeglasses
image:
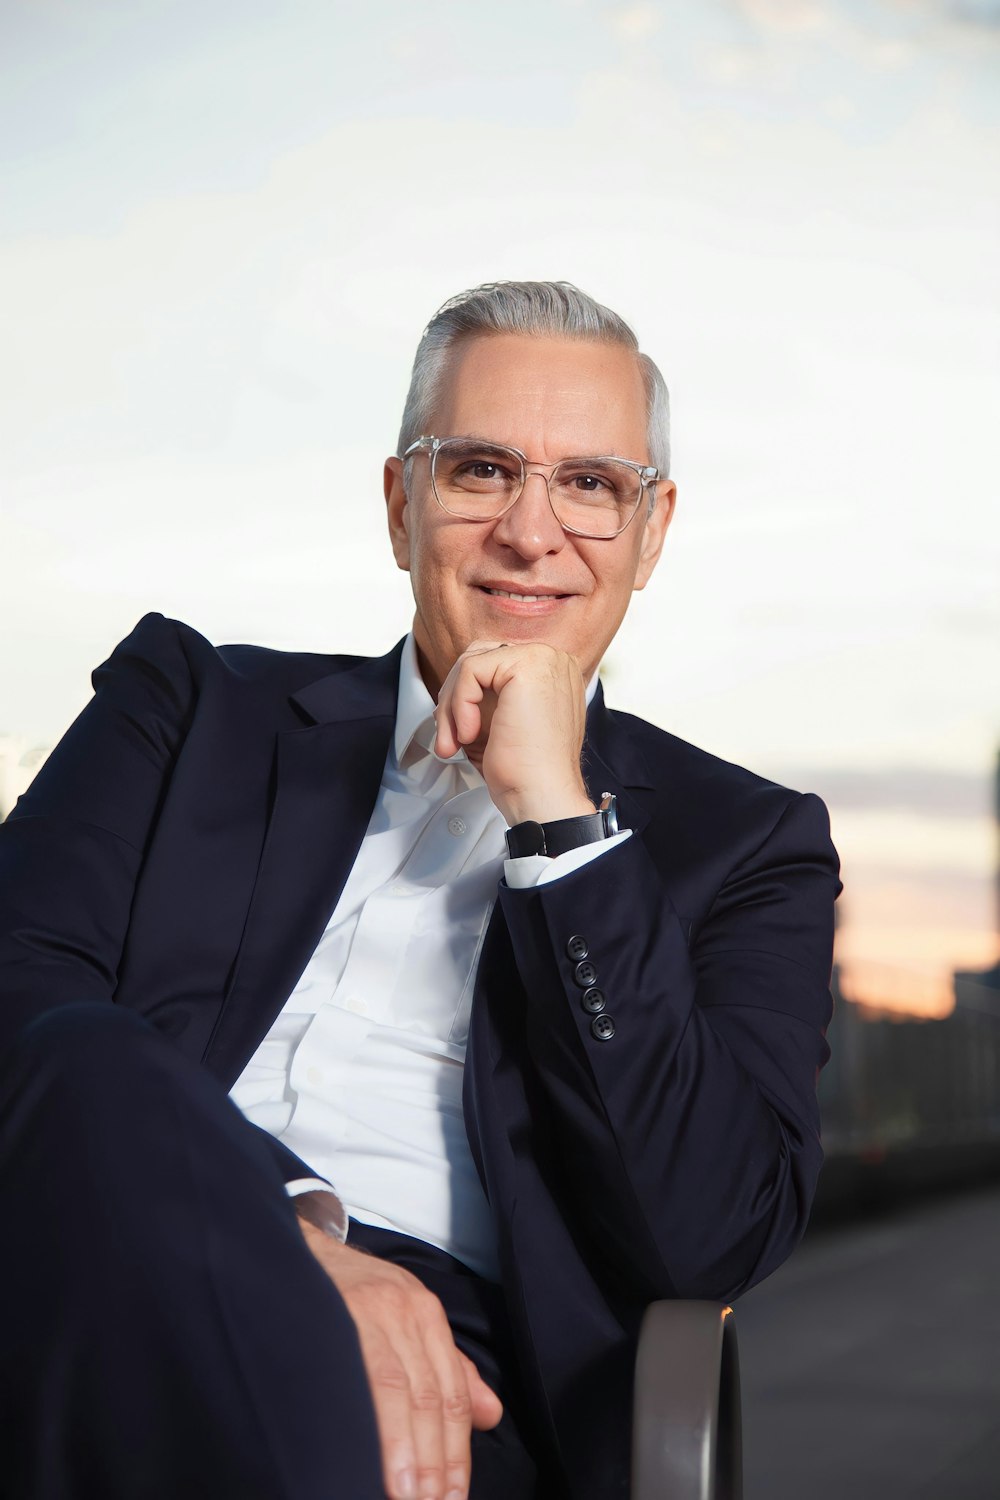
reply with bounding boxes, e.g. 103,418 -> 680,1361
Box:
403,436 -> 660,540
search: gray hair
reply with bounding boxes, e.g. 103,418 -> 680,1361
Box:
396,280 -> 671,480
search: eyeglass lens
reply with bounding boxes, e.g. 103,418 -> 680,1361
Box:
430,439 -> 642,537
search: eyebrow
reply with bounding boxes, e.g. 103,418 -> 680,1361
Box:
447,433 -> 635,463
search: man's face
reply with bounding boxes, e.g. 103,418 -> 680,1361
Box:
384,333 -> 676,696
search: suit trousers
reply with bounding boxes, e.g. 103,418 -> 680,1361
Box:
0,1005 -> 543,1499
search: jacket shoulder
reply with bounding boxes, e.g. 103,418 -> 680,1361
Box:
602,704 -> 834,859
104,613 -> 376,709
605,704 -> 796,800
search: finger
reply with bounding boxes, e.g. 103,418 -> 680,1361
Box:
433,658 -> 483,758
400,1334 -> 449,1500
432,656 -> 463,759
356,1322 -> 421,1500
401,1287 -> 502,1500
378,1280 -> 462,1500
432,688 -> 463,761
457,1349 -> 504,1432
435,1356 -> 474,1500
449,659 -> 487,747
420,1315 -> 477,1500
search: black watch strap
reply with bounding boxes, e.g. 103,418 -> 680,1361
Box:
505,793 -> 618,859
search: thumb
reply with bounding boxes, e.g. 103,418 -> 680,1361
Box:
459,1351 -> 504,1431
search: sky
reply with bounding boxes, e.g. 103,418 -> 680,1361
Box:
1,0 -> 998,1014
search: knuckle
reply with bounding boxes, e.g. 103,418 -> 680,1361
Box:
415,1464 -> 445,1493
443,1390 -> 473,1421
414,1284 -> 446,1321
378,1281 -> 410,1316
371,1357 -> 409,1394
410,1383 -> 443,1413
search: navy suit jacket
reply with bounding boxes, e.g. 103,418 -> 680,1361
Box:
0,614 -> 840,1498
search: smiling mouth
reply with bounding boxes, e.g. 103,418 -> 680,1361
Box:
481,587 -> 566,602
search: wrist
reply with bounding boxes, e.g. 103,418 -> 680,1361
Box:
501,790 -> 595,827
293,1188 -> 348,1243
506,793 -> 619,860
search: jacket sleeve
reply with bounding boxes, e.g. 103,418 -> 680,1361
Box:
0,614 -> 328,1194
498,790 -> 839,1302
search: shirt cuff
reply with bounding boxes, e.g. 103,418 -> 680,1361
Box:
504,829 -> 632,888
285,1178 -> 349,1242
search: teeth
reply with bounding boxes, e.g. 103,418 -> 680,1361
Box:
486,588 -> 559,602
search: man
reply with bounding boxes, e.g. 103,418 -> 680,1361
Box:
0,282 -> 840,1500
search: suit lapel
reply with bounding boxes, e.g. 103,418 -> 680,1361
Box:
581,685 -> 655,841
204,643 -> 403,1086
206,663 -> 651,1091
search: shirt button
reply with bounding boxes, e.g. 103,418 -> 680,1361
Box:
566,935 -> 589,961
307,1065 -> 323,1085
591,1015 -> 616,1042
344,996 -> 366,1015
448,816 -> 467,836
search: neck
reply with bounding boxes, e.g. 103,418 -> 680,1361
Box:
414,638 -> 442,701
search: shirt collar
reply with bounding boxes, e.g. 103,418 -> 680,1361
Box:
393,634 -> 601,772
394,635 -> 445,769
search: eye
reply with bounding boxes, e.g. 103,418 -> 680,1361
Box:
572,472 -> 609,492
559,466 -> 618,495
448,452 -> 519,487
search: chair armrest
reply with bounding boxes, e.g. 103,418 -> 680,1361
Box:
631,1301 -> 742,1500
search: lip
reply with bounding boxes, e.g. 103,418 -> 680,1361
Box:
475,583 -> 572,615
476,582 -> 571,600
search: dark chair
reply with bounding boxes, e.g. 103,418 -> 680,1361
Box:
632,1302 -> 742,1500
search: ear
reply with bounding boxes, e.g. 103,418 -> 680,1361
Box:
633,480 -> 676,591
384,456 -> 411,572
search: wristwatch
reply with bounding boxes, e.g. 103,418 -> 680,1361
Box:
505,792 -> 619,859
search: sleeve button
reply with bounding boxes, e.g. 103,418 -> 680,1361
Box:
566,935 -> 589,960
573,960 -> 598,988
581,987 -> 606,1014
591,1014 -> 616,1041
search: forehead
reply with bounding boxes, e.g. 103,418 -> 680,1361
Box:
428,333 -> 650,461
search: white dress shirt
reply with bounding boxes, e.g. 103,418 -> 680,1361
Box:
230,636 -> 628,1279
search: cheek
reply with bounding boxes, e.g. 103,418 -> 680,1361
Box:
590,559 -> 643,636
578,542 -> 637,601
408,528 -> 460,610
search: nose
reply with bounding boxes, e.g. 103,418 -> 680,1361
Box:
489,470 -> 567,560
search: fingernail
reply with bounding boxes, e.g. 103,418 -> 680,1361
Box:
395,1469 -> 417,1499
